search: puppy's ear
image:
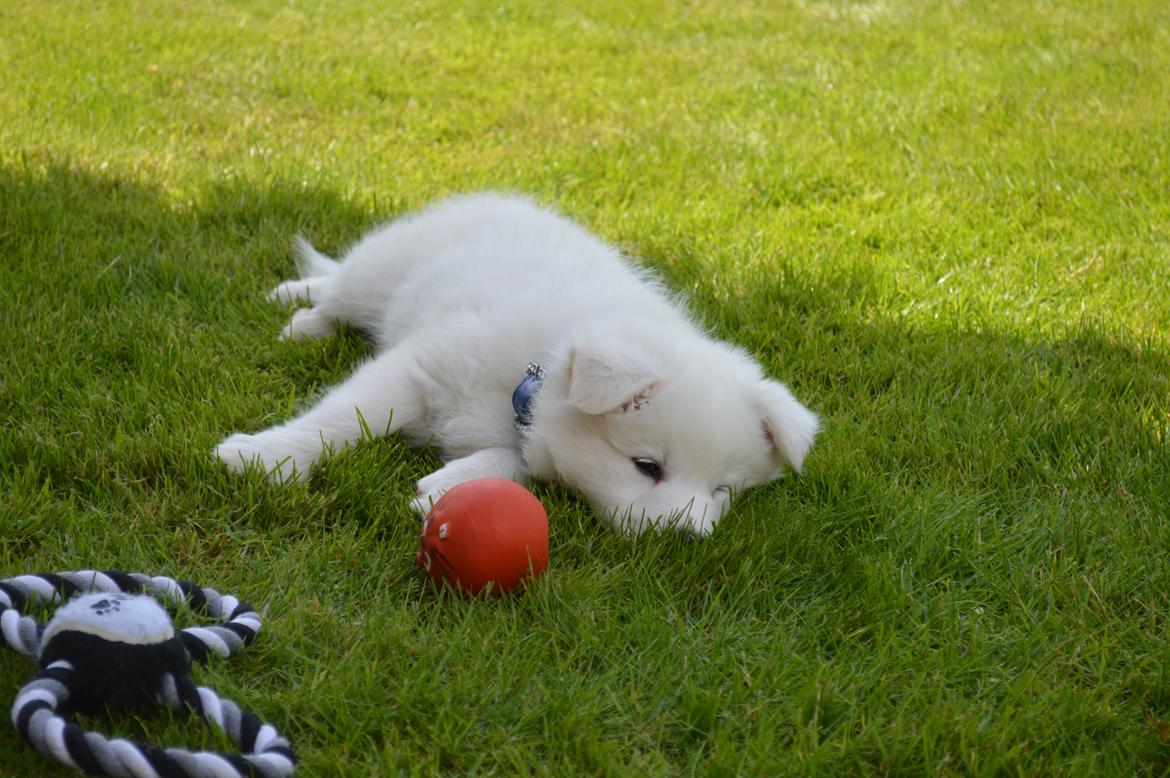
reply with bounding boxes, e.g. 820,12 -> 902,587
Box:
565,340 -> 663,415
755,380 -> 819,472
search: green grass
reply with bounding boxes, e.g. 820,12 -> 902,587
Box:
2,0 -> 1169,774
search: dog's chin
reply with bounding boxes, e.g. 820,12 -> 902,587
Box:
592,495 -> 730,538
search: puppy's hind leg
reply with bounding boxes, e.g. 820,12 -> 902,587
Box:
280,307 -> 337,341
216,343 -> 426,480
269,237 -> 339,306
270,238 -> 347,340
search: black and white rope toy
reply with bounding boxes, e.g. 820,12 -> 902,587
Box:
1,571 -> 295,777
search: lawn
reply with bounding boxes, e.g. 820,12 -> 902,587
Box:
2,0 -> 1169,774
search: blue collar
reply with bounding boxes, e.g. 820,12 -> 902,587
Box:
512,362 -> 545,430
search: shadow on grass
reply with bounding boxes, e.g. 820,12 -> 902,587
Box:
0,161 -> 388,546
3,158 -> 1168,580
4,159 -> 1170,773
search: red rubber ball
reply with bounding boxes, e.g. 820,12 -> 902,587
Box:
415,478 -> 549,595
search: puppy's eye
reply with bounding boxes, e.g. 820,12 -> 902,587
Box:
632,457 -> 664,483
713,485 -> 730,496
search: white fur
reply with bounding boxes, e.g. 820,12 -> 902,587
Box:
216,194 -> 819,536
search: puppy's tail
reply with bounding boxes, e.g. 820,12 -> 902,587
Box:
293,235 -> 340,278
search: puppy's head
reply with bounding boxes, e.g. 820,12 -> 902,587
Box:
526,321 -> 819,536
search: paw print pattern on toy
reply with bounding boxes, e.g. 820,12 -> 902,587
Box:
88,594 -> 129,616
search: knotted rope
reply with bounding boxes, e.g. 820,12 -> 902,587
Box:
1,570 -> 295,777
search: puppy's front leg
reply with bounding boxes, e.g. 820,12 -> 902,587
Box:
217,345 -> 425,480
411,447 -> 528,516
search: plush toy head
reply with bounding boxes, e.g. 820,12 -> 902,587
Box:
36,592 -> 191,715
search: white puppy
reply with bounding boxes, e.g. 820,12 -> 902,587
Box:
216,194 -> 819,536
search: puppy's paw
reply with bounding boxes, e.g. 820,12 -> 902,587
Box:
268,279 -> 316,306
410,470 -> 454,517
409,493 -> 438,518
279,307 -> 334,341
410,464 -> 487,517
215,431 -> 310,482
408,450 -> 529,517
